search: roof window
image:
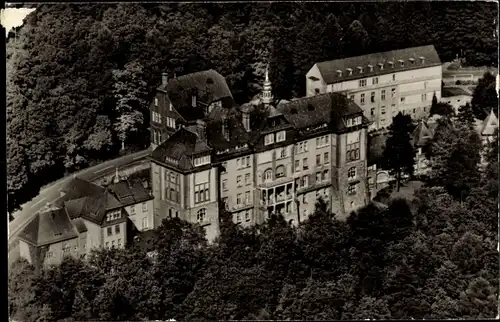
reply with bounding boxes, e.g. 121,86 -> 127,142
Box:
357,66 -> 363,74
347,68 -> 353,76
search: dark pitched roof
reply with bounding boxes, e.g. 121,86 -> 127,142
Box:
107,180 -> 153,206
480,109 -> 498,136
315,45 -> 441,84
64,191 -> 122,224
441,87 -> 471,97
207,106 -> 251,152
277,92 -> 366,132
72,218 -> 88,233
163,70 -> 233,122
19,208 -> 78,246
412,121 -> 434,147
58,177 -> 105,205
150,127 -> 211,170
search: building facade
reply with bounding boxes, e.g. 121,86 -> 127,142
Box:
149,68 -> 370,242
306,45 -> 443,131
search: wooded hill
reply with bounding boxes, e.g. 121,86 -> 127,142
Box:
6,3 -> 498,213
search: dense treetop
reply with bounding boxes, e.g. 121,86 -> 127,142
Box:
6,3 -> 498,213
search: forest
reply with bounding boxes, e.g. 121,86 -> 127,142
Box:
6,2 -> 498,213
8,117 -> 498,320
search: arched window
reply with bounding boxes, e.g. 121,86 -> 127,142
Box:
169,208 -> 173,218
197,208 -> 206,223
275,165 -> 286,178
264,169 -> 273,182
348,166 -> 356,179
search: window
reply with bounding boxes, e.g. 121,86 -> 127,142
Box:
129,205 -> 135,215
399,60 -> 404,67
400,97 -> 405,103
391,88 -> 396,98
304,141 -> 308,151
142,202 -> 147,212
359,79 -> 367,87
169,208 -> 173,218
314,88 -> 320,94
237,175 -> 242,187
105,242 -> 109,248
152,111 -> 162,123
245,210 -> 251,222
316,172 -> 321,182
142,217 -> 148,229
372,77 -> 379,85
371,108 -> 375,116
421,93 -> 427,102
169,101 -> 173,111
348,167 -> 357,179
276,130 -> 286,142
295,160 -> 300,172
381,90 -> 386,101
196,208 -> 206,223
346,134 -> 361,163
279,147 -> 287,159
245,173 -> 251,186
413,108 -> 416,114
222,179 -> 228,191
118,239 -> 122,247
381,106 -> 386,115
349,94 -> 355,101
371,92 -> 375,103
392,74 -> 396,81
115,224 -> 120,234
264,169 -> 273,182
107,227 -> 112,236
322,169 -> 329,181
236,213 -> 242,223
154,98 -> 158,106
222,197 -> 228,208
237,156 -> 251,169
194,182 -> 210,203
302,175 -> 309,187
194,155 -> 210,167
348,183 -> 357,195
175,211 -> 179,218
245,191 -> 250,204
164,171 -> 180,203
316,154 -> 321,166
324,152 -> 329,164
276,165 -> 286,178
360,93 -> 365,105
237,193 -> 242,204
303,158 -> 308,170
264,133 -> 274,145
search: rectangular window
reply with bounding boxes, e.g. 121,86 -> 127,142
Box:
381,106 -> 386,115
276,166 -> 285,178
276,130 -> 286,142
245,191 -> 250,204
323,169 -> 329,181
237,175 -> 242,187
115,224 -> 120,234
316,154 -> 321,166
194,182 -> 210,204
303,158 -> 308,170
154,98 -> 158,106
142,217 -> 148,229
324,152 -> 329,164
295,160 -> 300,172
381,90 -> 386,101
391,88 -> 396,98
359,79 -> 367,87
142,202 -> 147,212
112,240 -> 115,248
279,147 -> 287,159
400,97 -> 405,103
392,74 -> 396,81
349,94 -> 355,101
118,239 -> 122,247
304,141 -> 308,152
421,93 -> 427,102
371,108 -> 375,116
360,93 -> 365,105
264,133 -> 274,145
346,133 -> 361,163
194,155 -> 210,167
237,193 -> 242,205
371,92 -> 375,103
164,171 -> 180,203
107,227 -> 112,236
316,172 -> 321,182
222,179 -> 228,191
348,183 -> 357,195
372,77 -> 379,85
245,173 -> 251,186
302,175 -> 309,187
245,210 -> 251,222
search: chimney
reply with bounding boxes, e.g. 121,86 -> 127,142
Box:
222,118 -> 230,141
242,113 -> 250,132
162,73 -> 168,86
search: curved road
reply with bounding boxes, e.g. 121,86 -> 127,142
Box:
8,148 -> 152,259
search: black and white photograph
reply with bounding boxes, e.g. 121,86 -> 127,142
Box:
5,1 -> 499,320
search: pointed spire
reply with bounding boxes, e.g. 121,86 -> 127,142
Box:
113,167 -> 121,184
265,64 -> 270,83
262,63 -> 273,106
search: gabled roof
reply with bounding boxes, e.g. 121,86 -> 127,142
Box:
19,208 -> 78,246
412,121 -> 434,147
163,70 -> 233,122
315,45 -> 441,84
150,127 -> 212,170
480,109 -> 498,136
277,92 -> 366,132
64,191 -> 122,225
107,180 -> 153,207
207,107 -> 251,153
58,177 -> 105,205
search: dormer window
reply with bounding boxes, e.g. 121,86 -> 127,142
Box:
191,95 -> 196,107
388,61 -> 394,68
409,58 -> 415,64
337,69 -> 342,77
347,68 -> 353,76
357,66 -> 363,74
378,63 -> 384,70
194,155 -> 210,167
398,59 -> 404,67
419,56 -> 425,64
346,116 -> 362,127
154,98 -> 158,106
368,64 -> 373,72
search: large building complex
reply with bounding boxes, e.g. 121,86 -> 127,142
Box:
149,67 -> 370,241
306,45 -> 442,130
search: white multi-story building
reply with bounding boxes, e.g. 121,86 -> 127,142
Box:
306,45 -> 442,130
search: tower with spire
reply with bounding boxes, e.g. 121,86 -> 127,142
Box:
261,64 -> 274,107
